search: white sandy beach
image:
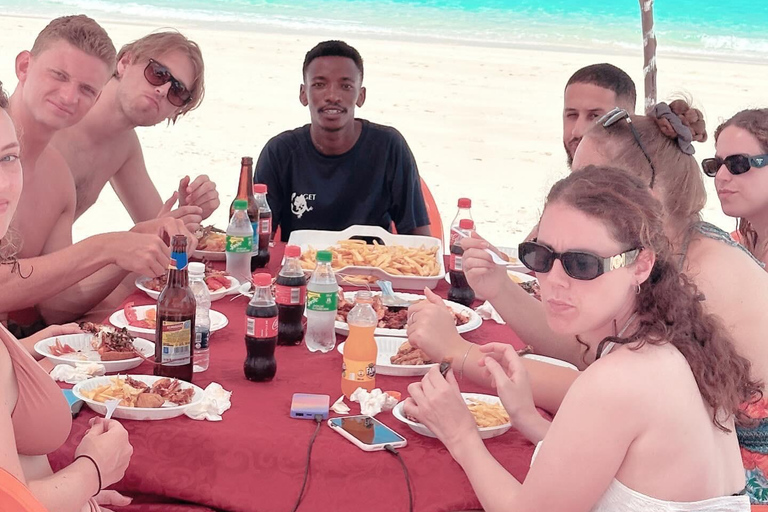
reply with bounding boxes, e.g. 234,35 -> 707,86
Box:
0,14 -> 765,247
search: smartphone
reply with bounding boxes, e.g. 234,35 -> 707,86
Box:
328,415 -> 407,452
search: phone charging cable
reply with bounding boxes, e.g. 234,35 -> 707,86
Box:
289,414 -> 323,512
385,444 -> 414,512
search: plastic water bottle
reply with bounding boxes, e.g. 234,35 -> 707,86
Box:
188,262 -> 211,373
226,199 -> 254,284
305,250 -> 339,353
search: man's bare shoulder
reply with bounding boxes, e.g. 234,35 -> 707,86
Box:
38,145 -> 76,191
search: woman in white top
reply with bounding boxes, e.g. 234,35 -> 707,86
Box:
404,166 -> 758,512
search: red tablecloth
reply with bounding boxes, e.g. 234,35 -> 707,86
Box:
50,244 -> 532,512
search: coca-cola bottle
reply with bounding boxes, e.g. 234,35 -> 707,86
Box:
251,183 -> 272,271
244,273 -> 277,382
276,245 -> 307,346
448,218 -> 476,307
448,198 -> 473,249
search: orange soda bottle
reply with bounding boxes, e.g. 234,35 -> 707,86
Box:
341,291 -> 378,398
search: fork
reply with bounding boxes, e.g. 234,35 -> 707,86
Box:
452,228 -> 508,265
376,280 -> 414,309
104,398 -> 121,421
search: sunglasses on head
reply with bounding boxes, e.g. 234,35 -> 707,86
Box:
143,59 -> 192,108
597,107 -> 658,189
518,241 -> 640,281
701,154 -> 768,177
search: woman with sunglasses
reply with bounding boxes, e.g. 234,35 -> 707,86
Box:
706,109 -> 768,264
0,82 -> 133,512
405,165 -> 757,512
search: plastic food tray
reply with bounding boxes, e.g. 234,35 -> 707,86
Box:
286,225 -> 445,290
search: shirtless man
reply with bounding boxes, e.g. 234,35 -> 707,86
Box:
53,31 -> 219,228
562,63 -> 636,166
3,16 -> 192,332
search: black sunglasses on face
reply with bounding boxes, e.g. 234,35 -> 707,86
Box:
596,107 -> 658,189
701,154 -> 768,177
518,241 -> 640,281
143,59 -> 192,108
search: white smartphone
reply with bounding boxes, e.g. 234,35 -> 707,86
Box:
328,415 -> 408,452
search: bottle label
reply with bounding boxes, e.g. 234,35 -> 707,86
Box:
246,316 -> 278,338
171,251 -> 188,270
341,358 -> 376,383
195,328 -> 209,350
306,290 -> 337,312
226,234 -> 253,253
160,320 -> 192,363
276,284 -> 306,305
449,254 -> 463,272
260,218 -> 272,235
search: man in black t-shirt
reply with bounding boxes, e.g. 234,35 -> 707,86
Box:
255,40 -> 431,241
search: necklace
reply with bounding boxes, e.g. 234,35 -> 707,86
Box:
600,312 -> 639,358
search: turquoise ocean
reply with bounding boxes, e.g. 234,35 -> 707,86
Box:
2,0 -> 768,62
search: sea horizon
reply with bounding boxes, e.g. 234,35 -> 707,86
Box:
1,0 -> 767,64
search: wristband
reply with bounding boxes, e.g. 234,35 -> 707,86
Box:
75,454 -> 102,497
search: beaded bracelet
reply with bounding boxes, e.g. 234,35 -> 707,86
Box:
458,344 -> 475,382
75,454 -> 102,497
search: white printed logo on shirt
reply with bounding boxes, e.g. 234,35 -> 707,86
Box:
291,193 -> 315,219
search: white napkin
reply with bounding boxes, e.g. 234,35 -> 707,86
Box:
349,388 -> 399,417
475,301 -> 505,324
50,363 -> 105,384
331,395 -> 351,415
184,383 -> 232,421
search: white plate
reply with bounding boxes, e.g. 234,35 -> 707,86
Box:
192,249 -> 259,261
392,393 -> 511,439
34,333 -> 154,373
72,374 -> 204,421
522,354 -> 578,371
135,275 -> 240,302
337,337 -> 438,377
109,305 -> 229,341
333,291 -> 481,337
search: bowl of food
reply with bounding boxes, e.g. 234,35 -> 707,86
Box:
72,374 -> 203,421
136,270 -> 239,302
392,393 -> 511,439
337,338 -> 438,377
109,303 -> 229,341
34,325 -> 154,373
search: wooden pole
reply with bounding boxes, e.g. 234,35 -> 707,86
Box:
640,0 -> 657,113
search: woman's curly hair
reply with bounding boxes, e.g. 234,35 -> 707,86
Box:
545,165 -> 762,432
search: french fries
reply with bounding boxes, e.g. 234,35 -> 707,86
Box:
300,240 -> 440,277
81,377 -> 146,407
466,398 -> 510,428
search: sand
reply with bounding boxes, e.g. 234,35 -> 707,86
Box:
0,14 -> 765,247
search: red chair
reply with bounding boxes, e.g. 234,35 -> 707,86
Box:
752,505 -> 768,511
0,469 -> 48,511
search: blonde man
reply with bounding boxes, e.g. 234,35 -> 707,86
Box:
4,16 -> 193,333
53,30 -> 219,229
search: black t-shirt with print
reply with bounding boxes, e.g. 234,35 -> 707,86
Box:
255,119 -> 429,242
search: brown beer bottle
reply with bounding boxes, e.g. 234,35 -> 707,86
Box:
229,156 -> 259,237
154,234 -> 196,382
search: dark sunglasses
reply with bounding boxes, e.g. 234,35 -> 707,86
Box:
701,154 -> 768,177
597,107 -> 658,189
519,241 -> 640,281
144,59 -> 192,108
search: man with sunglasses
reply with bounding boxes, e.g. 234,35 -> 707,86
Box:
2,18 -> 197,337
563,63 -> 636,166
52,30 -> 219,228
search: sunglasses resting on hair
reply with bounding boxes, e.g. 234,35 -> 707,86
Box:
596,107 -> 658,189
701,154 -> 768,177
144,59 -> 192,108
519,240 -> 640,281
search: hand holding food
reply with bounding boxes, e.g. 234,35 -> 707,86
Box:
112,232 -> 172,277
300,240 -> 440,277
178,174 -> 220,221
478,343 -> 537,424
75,418 -> 133,490
406,288 -> 466,361
158,190 -> 204,232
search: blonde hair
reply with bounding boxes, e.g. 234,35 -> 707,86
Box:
31,15 -> 116,69
585,100 -> 708,232
117,31 -> 205,122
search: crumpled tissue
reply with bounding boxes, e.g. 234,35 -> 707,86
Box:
475,301 -> 505,324
331,395 -> 351,415
349,388 -> 399,417
184,383 -> 232,421
50,363 -> 105,384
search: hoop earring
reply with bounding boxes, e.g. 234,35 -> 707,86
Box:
636,283 -> 641,295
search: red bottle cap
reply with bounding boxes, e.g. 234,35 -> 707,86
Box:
459,219 -> 474,229
253,183 -> 267,194
284,245 -> 301,258
252,273 -> 272,287
458,198 -> 471,208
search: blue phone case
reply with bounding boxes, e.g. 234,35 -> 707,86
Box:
62,389 -> 84,417
290,393 -> 330,419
